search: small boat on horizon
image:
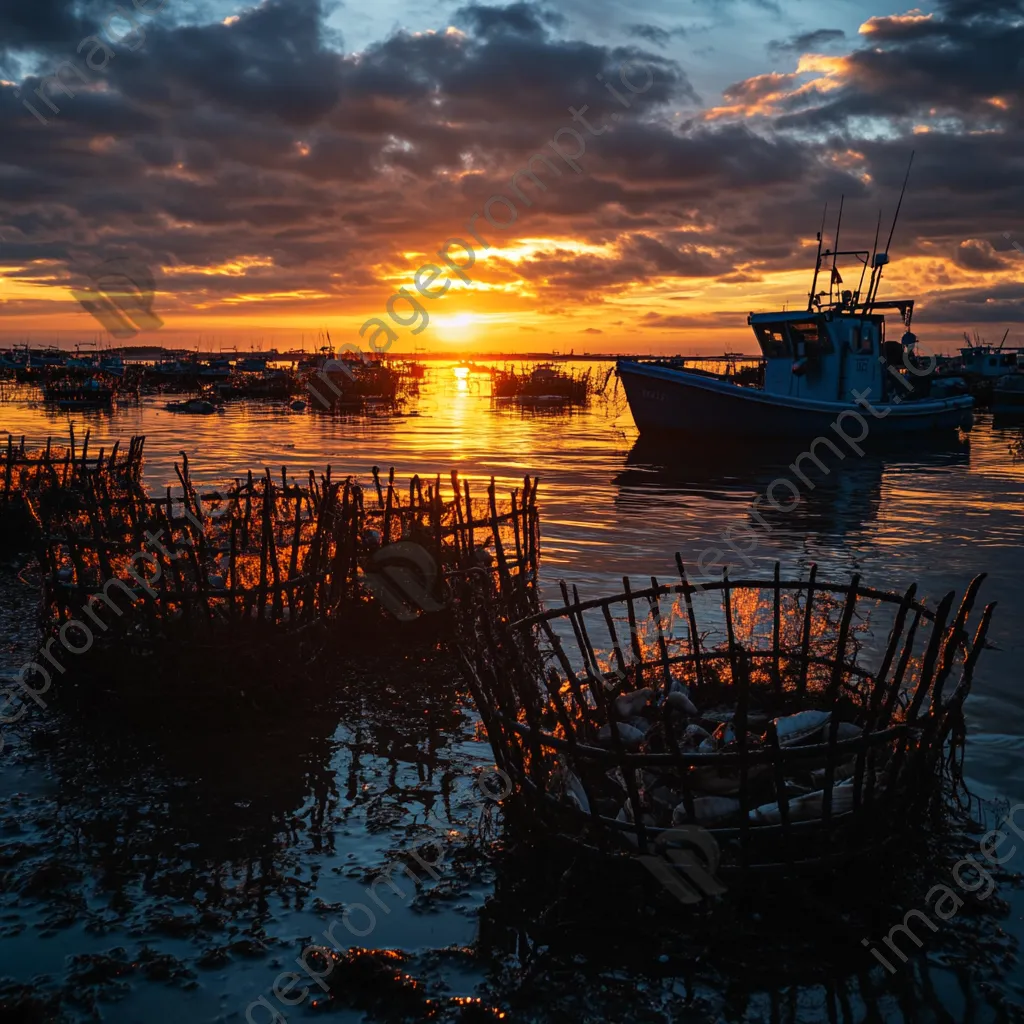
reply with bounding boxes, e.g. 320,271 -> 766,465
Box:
619,202 -> 974,441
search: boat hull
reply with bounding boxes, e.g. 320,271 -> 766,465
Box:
617,361 -> 974,439
993,381 -> 1024,416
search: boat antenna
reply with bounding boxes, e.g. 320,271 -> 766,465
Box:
857,208 -> 881,307
998,328 -> 1010,350
868,151 -> 915,309
830,195 -> 845,306
807,201 -> 828,311
884,150 -> 915,256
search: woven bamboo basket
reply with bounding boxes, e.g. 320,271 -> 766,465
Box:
456,561 -> 994,874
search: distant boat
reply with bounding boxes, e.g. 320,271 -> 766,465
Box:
993,373 -> 1024,415
166,398 -> 220,414
959,330 -> 1020,382
619,203 -> 974,440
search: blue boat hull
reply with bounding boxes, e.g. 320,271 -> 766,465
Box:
617,361 -> 974,439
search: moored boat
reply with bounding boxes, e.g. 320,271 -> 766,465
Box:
619,209 -> 974,440
993,373 -> 1024,415
165,397 -> 223,414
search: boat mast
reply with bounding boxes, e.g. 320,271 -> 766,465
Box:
807,202 -> 828,311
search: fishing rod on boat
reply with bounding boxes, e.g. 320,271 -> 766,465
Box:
857,210 -> 881,309
829,195 -> 845,306
867,150 -> 915,311
806,201 -> 828,311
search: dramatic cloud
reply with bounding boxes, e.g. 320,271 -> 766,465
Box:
0,0 -> 1021,348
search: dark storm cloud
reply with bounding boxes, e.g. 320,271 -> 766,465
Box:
766,29 -> 845,57
0,0 -> 113,56
920,282 -> 1024,323
0,0 -> 695,308
454,2 -> 565,39
954,239 -> 1008,271
623,234 -> 729,277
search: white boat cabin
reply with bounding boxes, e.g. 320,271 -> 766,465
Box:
959,345 -> 1019,379
748,309 -> 905,404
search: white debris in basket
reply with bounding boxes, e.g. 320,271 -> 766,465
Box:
672,795 -> 741,825
666,690 -> 699,716
614,688 -> 654,718
749,781 -> 854,824
773,710 -> 831,745
598,721 -> 646,748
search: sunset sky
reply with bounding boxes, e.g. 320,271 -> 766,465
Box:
0,0 -> 1021,354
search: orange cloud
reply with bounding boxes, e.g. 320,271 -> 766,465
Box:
859,11 -> 933,34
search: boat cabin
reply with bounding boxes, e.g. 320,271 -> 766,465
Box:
748,309 -> 904,404
959,345 -> 1019,379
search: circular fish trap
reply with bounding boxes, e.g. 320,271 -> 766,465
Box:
456,564 -> 995,875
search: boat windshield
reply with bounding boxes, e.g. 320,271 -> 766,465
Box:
786,319 -> 831,353
753,324 -> 789,358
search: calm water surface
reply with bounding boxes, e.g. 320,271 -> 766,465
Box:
1,362 -> 1023,1021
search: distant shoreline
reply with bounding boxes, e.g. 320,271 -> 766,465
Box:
0,345 -> 763,363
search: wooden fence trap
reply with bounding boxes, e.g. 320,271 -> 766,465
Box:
33,452 -> 540,678
1,429 -> 145,549
456,562 -> 995,874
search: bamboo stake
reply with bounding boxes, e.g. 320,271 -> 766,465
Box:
674,554 -> 705,693
798,563 -> 818,693
772,561 -> 782,696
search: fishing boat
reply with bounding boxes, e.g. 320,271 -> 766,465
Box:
959,331 -> 1019,382
165,397 -> 221,414
955,330 -> 1022,406
618,180 -> 974,440
993,373 -> 1024,415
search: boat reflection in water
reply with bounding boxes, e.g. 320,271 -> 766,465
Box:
614,434 -> 970,549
